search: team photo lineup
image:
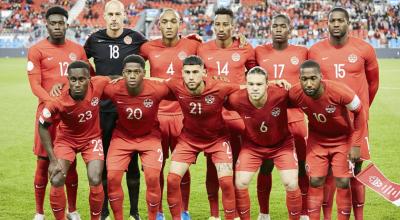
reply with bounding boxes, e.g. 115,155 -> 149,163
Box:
13,0 -> 399,219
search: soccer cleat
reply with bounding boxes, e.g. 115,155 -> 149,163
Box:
100,215 -> 111,220
234,218 -> 240,220
66,211 -> 81,220
299,215 -> 309,220
181,211 -> 191,220
33,213 -> 45,220
208,217 -> 221,220
156,212 -> 166,220
129,213 -> 141,220
257,213 -> 271,220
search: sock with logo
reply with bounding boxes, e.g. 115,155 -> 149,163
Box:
89,184 -> 104,220
286,188 -> 302,220
181,170 -> 191,212
257,172 -> 272,214
351,177 -> 365,220
235,188 -> 251,220
50,186 -> 66,220
107,170 -> 124,220
206,157 -> 220,217
34,159 -> 49,214
307,186 -> 324,220
167,173 -> 183,220
65,159 -> 78,213
144,167 -> 161,220
322,174 -> 336,220
336,188 -> 351,220
219,176 -> 236,219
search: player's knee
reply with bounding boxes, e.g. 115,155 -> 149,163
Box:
51,174 -> 66,187
167,173 -> 181,190
282,179 -> 298,191
310,177 -> 325,187
335,177 -> 350,188
88,173 -> 102,186
145,174 -> 159,189
235,177 -> 250,189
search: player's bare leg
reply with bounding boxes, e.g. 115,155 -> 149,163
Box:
335,177 -> 351,220
322,168 -> 335,220
257,159 -> 274,220
167,161 -> 190,220
307,177 -> 326,220
49,159 -> 71,220
351,161 -> 364,220
87,159 -> 105,220
215,163 -> 236,220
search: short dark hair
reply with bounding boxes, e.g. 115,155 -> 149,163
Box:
46,6 -> 68,20
67,60 -> 90,74
183,55 -> 204,66
123,55 -> 146,69
272,14 -> 291,25
300,60 -> 321,74
246,66 -> 268,80
215,7 -> 234,19
328,7 -> 349,22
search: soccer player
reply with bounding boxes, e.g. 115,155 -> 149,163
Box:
255,14 -> 309,220
225,66 -> 302,220
38,61 -> 111,220
140,8 -> 201,219
104,55 -> 174,220
289,60 -> 366,220
308,7 -> 379,220
27,6 -> 87,220
84,1 -> 147,219
166,56 -> 238,220
196,7 -> 256,219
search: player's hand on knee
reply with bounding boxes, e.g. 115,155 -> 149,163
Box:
49,160 -> 64,181
348,146 -> 361,163
50,83 -> 64,97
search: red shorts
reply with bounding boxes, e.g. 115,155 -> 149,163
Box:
359,121 -> 370,160
288,119 -> 308,161
236,137 -> 298,172
107,135 -> 163,171
172,137 -> 233,164
54,137 -> 104,163
33,103 -> 59,157
306,138 -> 352,178
158,113 -> 183,159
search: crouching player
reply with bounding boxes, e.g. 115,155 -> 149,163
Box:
38,61 -> 112,220
289,60 -> 366,220
226,67 -> 302,220
103,55 -> 174,220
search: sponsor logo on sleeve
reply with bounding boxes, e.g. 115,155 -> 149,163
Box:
27,61 -> 34,72
91,97 -> 99,106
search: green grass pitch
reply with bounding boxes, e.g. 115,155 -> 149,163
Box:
0,58 -> 399,219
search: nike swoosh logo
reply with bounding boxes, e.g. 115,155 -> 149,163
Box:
109,197 -> 119,202
225,209 -> 235,213
116,101 -> 124,104
52,208 -> 64,212
240,209 -> 250,215
308,209 -> 319,213
98,39 -> 105,42
47,57 -> 54,60
178,96 -> 184,99
35,184 -> 46,189
149,202 -> 159,207
341,211 -> 351,215
207,57 -> 214,60
71,183 -> 78,187
244,116 -> 251,119
92,211 -> 101,216
154,55 -> 161,58
168,204 -> 177,208
67,112 -> 74,114
301,107 -> 308,109
263,59 -> 269,62
290,211 -> 301,215
356,204 -> 364,207
322,57 -> 328,60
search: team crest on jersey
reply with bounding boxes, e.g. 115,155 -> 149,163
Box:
205,95 -> 215,104
231,52 -> 241,62
290,56 -> 299,65
69,53 -> 77,61
27,61 -> 34,72
178,51 -> 187,60
325,104 -> 336,113
124,35 -> 132,45
42,108 -> 51,118
91,97 -> 99,106
348,54 -> 358,63
143,98 -> 153,108
271,107 -> 281,117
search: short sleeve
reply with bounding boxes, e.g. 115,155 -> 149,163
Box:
84,35 -> 94,59
139,42 -> 149,60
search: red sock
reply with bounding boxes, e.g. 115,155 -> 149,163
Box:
219,176 -> 236,220
144,167 -> 161,220
167,173 -> 182,220
257,172 -> 272,214
336,188 -> 351,220
65,160 -> 78,213
351,177 -> 365,220
307,186 -> 323,220
50,186 -> 66,220
322,174 -> 336,220
206,157 -> 219,217
181,170 -> 191,212
108,170 -> 124,220
298,175 -> 309,215
159,163 -> 165,213
34,159 -> 49,214
286,188 -> 302,220
235,188 -> 250,220
89,185 -> 104,220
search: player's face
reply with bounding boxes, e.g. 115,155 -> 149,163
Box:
300,67 -> 322,97
68,68 -> 90,100
246,74 -> 267,101
214,14 -> 233,41
123,62 -> 145,89
104,2 -> 126,31
328,11 -> 349,38
46,14 -> 68,40
182,65 -> 205,91
271,17 -> 290,43
158,10 -> 180,40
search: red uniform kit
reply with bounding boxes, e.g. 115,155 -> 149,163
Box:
226,85 -> 302,220
166,77 -> 239,219
289,80 -> 366,219
103,79 -> 174,220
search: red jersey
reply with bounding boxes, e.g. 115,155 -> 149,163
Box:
27,39 -> 89,103
225,85 -> 291,147
165,78 -> 240,143
140,38 -> 200,115
39,76 -> 109,146
197,40 -> 256,84
103,79 -> 173,141
289,80 -> 366,146
308,37 -> 379,118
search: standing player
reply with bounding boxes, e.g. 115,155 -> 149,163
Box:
226,67 -> 302,220
104,55 -> 174,220
84,1 -> 147,219
289,60 -> 366,220
166,56 -> 238,220
308,7 -> 379,220
255,14 -> 309,220
38,61 -> 110,220
140,8 -> 201,220
27,6 -> 86,220
196,8 -> 256,219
